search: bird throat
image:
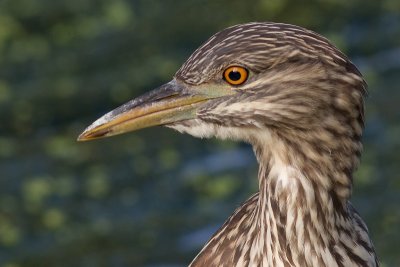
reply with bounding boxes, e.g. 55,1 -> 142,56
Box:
252,141 -> 343,266
190,134 -> 375,266
245,132 -> 375,267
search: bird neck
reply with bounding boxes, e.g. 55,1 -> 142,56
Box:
252,128 -> 361,205
252,131 -> 356,238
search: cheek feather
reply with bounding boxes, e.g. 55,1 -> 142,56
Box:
167,120 -> 268,143
167,120 -> 217,138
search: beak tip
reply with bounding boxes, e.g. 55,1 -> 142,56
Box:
77,131 -> 90,142
77,124 -> 113,142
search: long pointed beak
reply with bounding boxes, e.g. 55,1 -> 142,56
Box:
78,80 -> 215,141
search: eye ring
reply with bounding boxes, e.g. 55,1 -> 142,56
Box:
223,66 -> 248,85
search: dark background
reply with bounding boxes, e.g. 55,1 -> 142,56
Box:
0,0 -> 399,266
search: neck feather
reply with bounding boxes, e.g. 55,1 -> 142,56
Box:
189,130 -> 377,267
251,135 -> 358,266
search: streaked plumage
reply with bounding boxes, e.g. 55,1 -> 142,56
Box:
79,22 -> 379,267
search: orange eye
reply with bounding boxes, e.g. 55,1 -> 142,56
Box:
223,66 -> 248,85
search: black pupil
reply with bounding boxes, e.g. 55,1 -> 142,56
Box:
228,70 -> 241,81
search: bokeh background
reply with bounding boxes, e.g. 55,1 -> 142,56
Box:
0,0 -> 399,266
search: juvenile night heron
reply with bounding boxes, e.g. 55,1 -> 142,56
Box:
78,22 -> 379,266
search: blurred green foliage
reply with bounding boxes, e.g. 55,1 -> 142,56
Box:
0,0 -> 399,266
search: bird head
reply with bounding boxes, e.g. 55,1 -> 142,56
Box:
78,22 -> 366,176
